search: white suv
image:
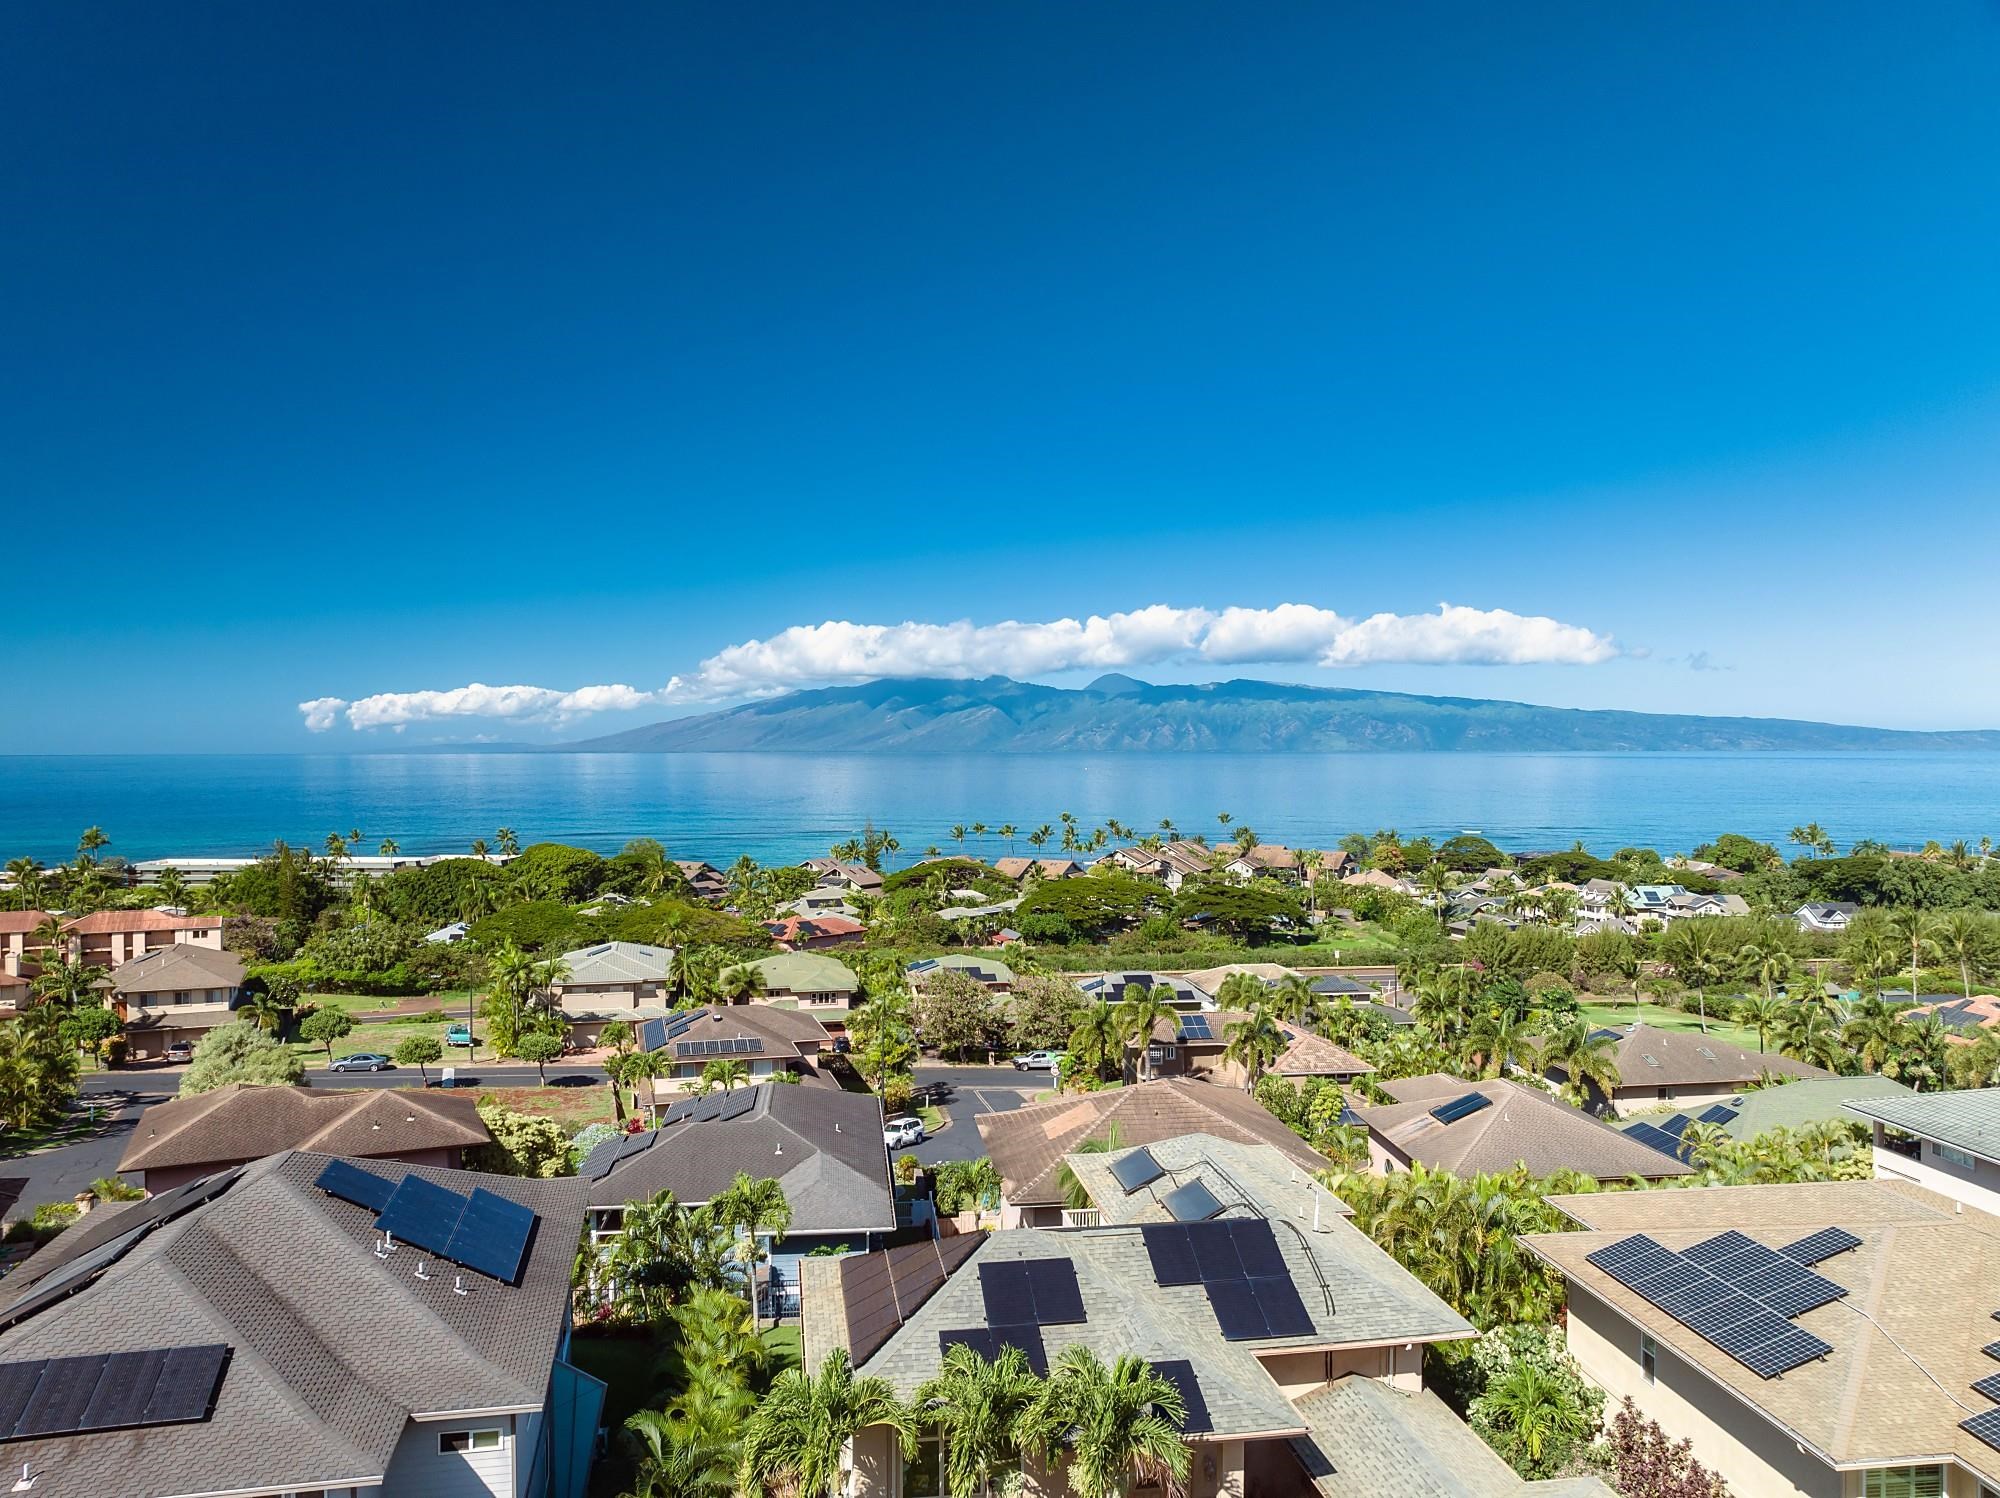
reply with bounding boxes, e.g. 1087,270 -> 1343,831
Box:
1011,1050 -> 1064,1072
883,1115 -> 926,1149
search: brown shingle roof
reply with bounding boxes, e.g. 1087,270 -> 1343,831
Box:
117,1085 -> 490,1175
0,911 -> 52,935
1609,1023 -> 1831,1088
109,943 -> 245,996
976,1078 -> 1325,1207
1358,1076 -> 1690,1181
62,909 -> 219,935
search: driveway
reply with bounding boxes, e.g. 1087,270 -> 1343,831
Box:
907,1064 -> 1043,1163
1,1085 -> 174,1220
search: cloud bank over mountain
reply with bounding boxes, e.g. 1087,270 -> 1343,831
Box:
298,601 -> 1621,732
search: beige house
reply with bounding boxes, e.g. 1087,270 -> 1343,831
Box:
906,952 -> 1015,995
1524,1179 -> 2000,1498
631,1001 -> 835,1098
0,909 -> 52,979
1355,1074 -> 1692,1183
729,950 -> 861,1009
61,908 -> 223,969
1847,1086 -> 2000,1219
806,1132 -> 1608,1498
107,943 -> 247,1057
549,940 -> 674,1045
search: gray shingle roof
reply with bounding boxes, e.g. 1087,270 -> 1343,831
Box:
557,940 -> 673,984
117,1084 -> 491,1175
1609,1024 -> 1831,1088
1358,1077 -> 1692,1181
108,944 -> 245,996
1844,1085 -> 2000,1163
0,1152 -> 586,1498
587,1084 -> 893,1233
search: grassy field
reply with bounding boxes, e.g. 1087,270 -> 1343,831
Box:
477,1084 -> 617,1130
1576,997 -> 1763,1052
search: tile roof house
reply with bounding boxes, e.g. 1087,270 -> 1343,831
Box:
0,909 -> 53,978
1577,1024 -> 1832,1117
730,950 -> 861,1009
764,913 -> 866,950
805,1132 -> 1605,1498
1908,992 -> 2000,1039
673,859 -> 730,901
1097,841 -> 1215,890
1846,1085 -> 2000,1218
116,1083 -> 492,1192
547,941 -> 674,1044
1146,1011 -> 1374,1089
582,1083 -> 893,1317
0,1151 -> 599,1498
1522,1179 -> 2000,1498
105,944 -> 247,1058
1358,1075 -> 1692,1182
992,856 -> 1086,883
800,858 -> 885,895
975,1078 -> 1327,1227
1075,970 -> 1210,1007
905,953 -> 1015,993
59,909 -> 223,970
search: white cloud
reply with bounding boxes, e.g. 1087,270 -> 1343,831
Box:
299,602 -> 1622,730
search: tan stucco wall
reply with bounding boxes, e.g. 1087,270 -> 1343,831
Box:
1565,1282 -> 1841,1498
1870,1132 -> 2000,1219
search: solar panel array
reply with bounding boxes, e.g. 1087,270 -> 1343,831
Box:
313,1161 -> 538,1284
1429,1092 -> 1491,1125
1178,1015 -> 1214,1041
1622,1122 -> 1690,1161
637,1011 -> 706,1053
656,1085 -> 761,1130
1108,1148 -> 1165,1194
937,1324 -> 1048,1375
978,1259 -> 1087,1327
1778,1227 -> 1861,1266
1139,1220 -> 1315,1342
0,1344 -> 228,1443
1962,1405 -> 2000,1455
674,1036 -> 764,1058
1585,1231 -> 1845,1378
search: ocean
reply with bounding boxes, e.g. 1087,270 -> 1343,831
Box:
3,752 -> 2000,867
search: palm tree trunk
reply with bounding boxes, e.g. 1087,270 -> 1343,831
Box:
1697,989 -> 1707,1034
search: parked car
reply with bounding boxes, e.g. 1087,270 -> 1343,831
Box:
1011,1050 -> 1064,1072
883,1115 -> 926,1149
328,1053 -> 394,1073
444,1025 -> 475,1048
163,1041 -> 194,1064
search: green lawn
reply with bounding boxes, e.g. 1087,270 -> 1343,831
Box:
761,1324 -> 801,1375
1576,998 -> 1762,1052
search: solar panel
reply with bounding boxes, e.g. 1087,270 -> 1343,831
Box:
637,1018 -> 667,1052
76,1348 -> 170,1433
13,1355 -> 106,1439
1190,1222 -> 1245,1282
1247,1275 -> 1316,1338
1709,1242 -> 1785,1281
313,1159 -> 398,1214
1429,1093 -> 1492,1125
1736,1326 -> 1831,1379
1780,1227 -> 1862,1265
374,1174 -> 472,1257
1228,1219 -> 1288,1278
1022,1260 -> 1087,1325
1162,1179 -> 1226,1223
1206,1278 -> 1265,1340
690,1093 -> 728,1123
1148,1359 -> 1213,1435
1962,1405 -> 2000,1454
1709,1308 -> 1795,1356
1630,1259 -> 1712,1298
1681,1231 -> 1756,1268
1659,1114 -> 1695,1139
0,1362 -> 43,1438
1984,1340 -> 2000,1363
1622,1123 -> 1685,1158
142,1345 -> 230,1425
1109,1148 -> 1165,1194
618,1129 -> 660,1161
445,1188 -> 539,1284
1736,1261 -> 1844,1317
1655,1278 -> 1733,1323
721,1088 -> 758,1120
978,1262 -> 1032,1324
1587,1235 -> 1679,1289
1973,1372 -> 2000,1402
1678,1291 -> 1764,1342
1180,1015 -> 1213,1040
1697,1104 -> 1738,1125
1141,1225 -> 1199,1286
936,1327 -> 1047,1375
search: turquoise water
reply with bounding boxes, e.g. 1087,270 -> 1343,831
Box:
3,752 -> 1999,866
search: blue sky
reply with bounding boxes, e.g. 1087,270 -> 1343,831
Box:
7,2 -> 2000,751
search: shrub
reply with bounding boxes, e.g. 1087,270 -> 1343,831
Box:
469,1102 -> 574,1178
1606,1398 -> 1729,1497
180,1021 -> 305,1095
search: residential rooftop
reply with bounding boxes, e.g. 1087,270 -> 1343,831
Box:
117,1084 -> 490,1177
1844,1085 -> 2000,1164
1361,1075 -> 1691,1181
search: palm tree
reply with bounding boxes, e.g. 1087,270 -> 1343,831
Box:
1159,817 -> 1177,841
1736,994 -> 1788,1053
1113,983 -> 1180,1082
469,837 -> 490,857
1659,919 -> 1725,1032
377,838 -> 399,856
913,1343 -> 1039,1498
997,823 -> 1019,855
1027,827 -> 1050,854
323,831 -> 348,861
621,1409 -> 736,1498
1065,1003 -> 1122,1087
1270,973 -> 1319,1028
3,857 -> 45,909
1019,1346 -> 1189,1498
1842,995 -> 1912,1077
1534,1019 -> 1621,1105
950,824 -> 968,857
744,1350 -> 915,1498
1414,861 -> 1458,928
76,826 -> 110,865
1773,1002 -> 1844,1072
697,1057 -> 750,1094
719,963 -> 767,1005
495,827 -> 520,857
1217,811 -> 1233,831
239,987 -> 294,1037
713,1171 -> 792,1328
1222,1005 -> 1287,1092
1885,908 -> 1941,1004
1056,1122 -> 1130,1211
1938,909 -> 1990,999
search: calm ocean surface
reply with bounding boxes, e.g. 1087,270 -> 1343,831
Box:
4,752 -> 2000,866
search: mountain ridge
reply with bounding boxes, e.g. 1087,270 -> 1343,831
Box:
560,677 -> 2000,753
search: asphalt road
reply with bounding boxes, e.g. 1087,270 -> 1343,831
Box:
77,1063 -> 608,1095
905,1063 -> 1043,1163
1,1086 -> 174,1219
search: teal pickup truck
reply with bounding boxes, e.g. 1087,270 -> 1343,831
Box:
444,1024 -> 476,1048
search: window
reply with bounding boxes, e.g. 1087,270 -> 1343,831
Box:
1639,1333 -> 1657,1385
439,1429 -> 503,1453
902,1437 -> 942,1497
1861,1467 -> 1945,1498
1933,1142 -> 1976,1170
